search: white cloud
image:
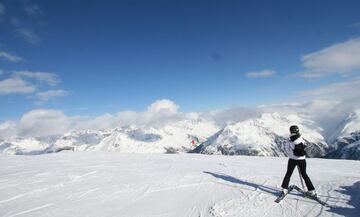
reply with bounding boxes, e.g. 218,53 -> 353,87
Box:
0,69 -> 3,75
0,51 -> 23,62
0,77 -> 36,95
15,28 -> 40,44
18,109 -> 76,137
0,121 -> 18,139
258,99 -> 358,137
298,77 -> 360,101
258,100 -> 341,118
15,71 -> 59,85
245,69 -> 276,78
301,37 -> 360,78
218,74 -> 360,136
296,78 -> 360,135
0,71 -> 67,102
205,106 -> 260,126
78,113 -> 120,130
36,89 -> 69,102
0,99 -> 187,137
146,99 -> 179,114
0,95 -> 358,139
106,100 -> 184,128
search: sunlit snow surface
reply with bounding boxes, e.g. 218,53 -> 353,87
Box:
1,152 -> 359,217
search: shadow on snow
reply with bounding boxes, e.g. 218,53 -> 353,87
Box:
204,171 -> 360,217
203,171 -> 279,196
327,181 -> 360,217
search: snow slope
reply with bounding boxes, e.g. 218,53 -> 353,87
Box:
195,113 -> 327,157
0,152 -> 359,217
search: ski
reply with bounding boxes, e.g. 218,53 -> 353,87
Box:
274,192 -> 287,203
305,192 -> 332,207
291,184 -> 304,193
291,185 -> 332,207
274,185 -> 294,203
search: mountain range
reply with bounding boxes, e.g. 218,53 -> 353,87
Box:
1,110 -> 359,160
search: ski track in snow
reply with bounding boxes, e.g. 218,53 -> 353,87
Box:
0,152 -> 359,217
4,203 -> 56,217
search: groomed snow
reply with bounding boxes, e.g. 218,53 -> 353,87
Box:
0,152 -> 359,217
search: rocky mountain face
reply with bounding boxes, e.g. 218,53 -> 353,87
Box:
326,110 -> 360,160
326,132 -> 360,160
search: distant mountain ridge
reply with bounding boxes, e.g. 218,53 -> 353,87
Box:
1,110 -> 360,160
0,119 -> 219,155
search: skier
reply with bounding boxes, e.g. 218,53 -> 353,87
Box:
280,125 -> 316,197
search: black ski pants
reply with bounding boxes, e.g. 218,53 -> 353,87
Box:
281,158 -> 315,191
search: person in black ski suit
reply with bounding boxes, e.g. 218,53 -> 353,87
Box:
281,125 -> 316,196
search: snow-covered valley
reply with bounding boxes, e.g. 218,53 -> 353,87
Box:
0,152 -> 359,217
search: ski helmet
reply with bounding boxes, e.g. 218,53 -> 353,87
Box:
289,125 -> 300,135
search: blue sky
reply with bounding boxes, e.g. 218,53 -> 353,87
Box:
1,0 -> 360,121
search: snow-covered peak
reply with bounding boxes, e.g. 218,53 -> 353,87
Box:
0,137 -> 49,155
253,112 -> 323,138
327,109 -> 360,160
221,112 -> 324,147
332,109 -> 360,140
340,109 -> 360,135
197,113 -> 327,157
0,118 -> 220,155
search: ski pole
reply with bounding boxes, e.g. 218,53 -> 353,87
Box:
297,165 -> 306,192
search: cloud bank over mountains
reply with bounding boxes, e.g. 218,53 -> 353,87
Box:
0,95 -> 358,140
0,99 -> 191,138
